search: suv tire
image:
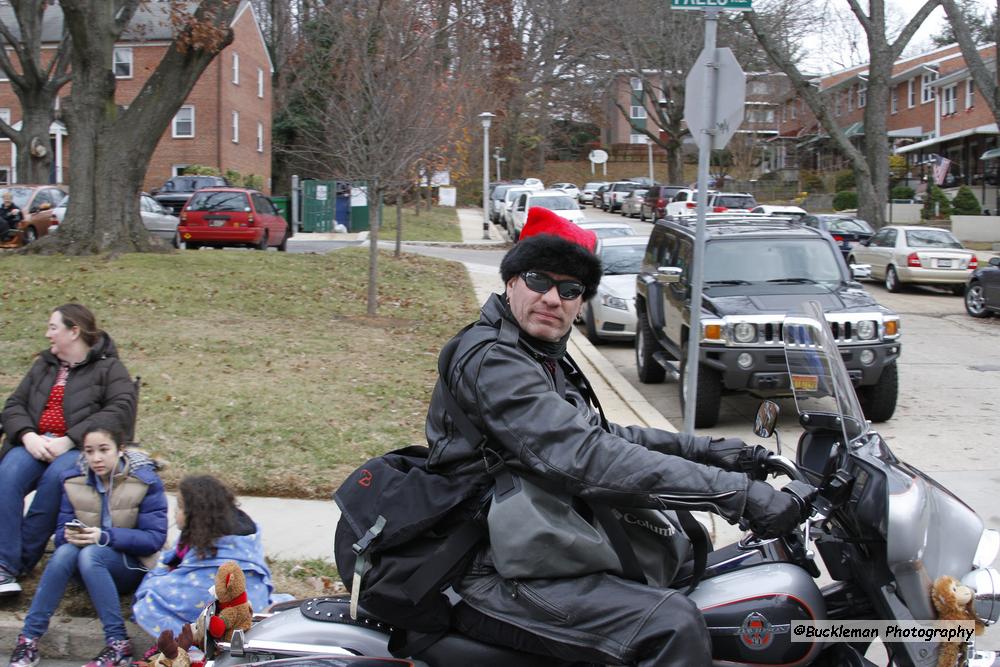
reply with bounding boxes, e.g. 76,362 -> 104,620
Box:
635,311 -> 665,383
885,266 -> 902,293
966,283 -> 990,317
858,361 -> 898,423
679,350 -> 723,429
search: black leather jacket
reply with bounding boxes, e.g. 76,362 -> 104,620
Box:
425,293 -> 752,523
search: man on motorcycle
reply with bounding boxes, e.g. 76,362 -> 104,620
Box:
425,207 -> 809,666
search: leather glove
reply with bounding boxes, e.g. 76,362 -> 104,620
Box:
703,438 -> 769,481
742,480 -> 812,539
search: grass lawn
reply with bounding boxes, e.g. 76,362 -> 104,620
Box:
376,205 -> 462,243
0,247 -> 479,498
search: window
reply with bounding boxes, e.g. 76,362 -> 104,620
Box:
231,111 -> 239,143
891,90 -> 898,114
232,53 -> 239,84
966,78 -> 975,109
908,79 -> 916,108
749,81 -> 769,95
630,76 -> 642,91
0,168 -> 10,185
942,84 -> 957,115
833,92 -> 841,116
113,47 -> 133,78
847,86 -> 854,112
921,71 -> 938,103
791,100 -> 797,119
172,105 -> 194,138
172,164 -> 190,177
858,84 -> 866,108
630,105 -> 646,119
257,68 -> 264,98
746,109 -> 774,123
0,108 -> 9,125
629,133 -> 647,144
256,121 -> 264,152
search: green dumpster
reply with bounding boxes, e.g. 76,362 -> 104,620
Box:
349,183 -> 369,232
272,196 -> 290,224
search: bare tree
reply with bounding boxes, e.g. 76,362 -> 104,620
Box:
0,2 -> 71,184
280,0 -> 474,315
745,0 -> 941,227
939,0 -> 1000,127
29,0 -> 240,255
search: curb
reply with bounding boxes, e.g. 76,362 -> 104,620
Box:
0,611 -> 147,661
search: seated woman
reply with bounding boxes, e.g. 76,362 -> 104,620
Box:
0,304 -> 137,596
133,474 -> 274,638
6,425 -> 167,667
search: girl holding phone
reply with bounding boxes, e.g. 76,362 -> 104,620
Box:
6,425 -> 167,667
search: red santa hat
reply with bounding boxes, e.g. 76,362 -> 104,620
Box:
500,207 -> 602,299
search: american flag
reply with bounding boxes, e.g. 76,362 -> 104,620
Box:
930,154 -> 952,186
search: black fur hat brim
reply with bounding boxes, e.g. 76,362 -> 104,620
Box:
500,234 -> 602,300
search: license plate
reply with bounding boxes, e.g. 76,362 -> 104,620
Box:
209,220 -> 225,227
791,374 -> 819,392
938,259 -> 952,268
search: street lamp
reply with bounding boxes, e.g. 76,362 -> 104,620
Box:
479,112 -> 496,240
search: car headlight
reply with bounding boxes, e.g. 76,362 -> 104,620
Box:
601,294 -> 629,311
733,322 -> 757,343
855,320 -> 876,340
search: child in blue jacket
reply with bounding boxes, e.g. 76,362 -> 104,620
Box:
6,425 -> 167,667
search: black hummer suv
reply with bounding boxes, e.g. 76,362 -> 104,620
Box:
634,215 -> 901,428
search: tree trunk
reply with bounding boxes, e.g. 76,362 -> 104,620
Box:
367,180 -> 381,316
28,0 -> 237,255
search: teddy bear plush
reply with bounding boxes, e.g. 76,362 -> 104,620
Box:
203,561 -> 254,643
931,574 -> 985,667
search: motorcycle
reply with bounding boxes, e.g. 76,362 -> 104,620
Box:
207,302 -> 1000,667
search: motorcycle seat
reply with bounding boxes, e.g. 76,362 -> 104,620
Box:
416,632 -> 575,667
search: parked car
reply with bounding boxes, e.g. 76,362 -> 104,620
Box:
153,175 -> 230,215
635,214 -> 900,427
551,183 -> 581,200
619,189 -> 647,218
51,193 -> 181,247
707,192 -> 758,212
489,184 -> 517,224
639,185 -> 686,221
965,256 -> 1000,318
749,205 -> 807,219
800,213 -> 874,261
592,184 -> 611,209
580,181 -> 609,205
500,187 -> 534,233
521,177 -> 545,190
575,221 -> 638,239
178,188 -> 289,250
0,185 -> 67,245
602,181 -> 641,212
848,225 -> 978,294
509,190 -> 584,240
664,188 -> 717,217
581,236 -> 649,344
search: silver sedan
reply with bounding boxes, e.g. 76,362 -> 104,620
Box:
848,225 -> 978,294
580,236 -> 649,344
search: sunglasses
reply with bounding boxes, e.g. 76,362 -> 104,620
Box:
520,271 -> 585,300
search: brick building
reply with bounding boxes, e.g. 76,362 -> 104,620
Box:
0,0 -> 273,193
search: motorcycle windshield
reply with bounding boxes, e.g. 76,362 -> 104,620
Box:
782,302 -> 868,443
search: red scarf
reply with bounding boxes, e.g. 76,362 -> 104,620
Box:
218,591 -> 248,610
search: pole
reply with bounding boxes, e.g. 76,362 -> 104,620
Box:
683,9 -> 719,434
647,140 -> 654,183
291,174 -> 300,232
494,150 -> 502,182
481,116 -> 492,240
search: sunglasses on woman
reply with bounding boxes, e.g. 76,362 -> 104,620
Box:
520,271 -> 585,300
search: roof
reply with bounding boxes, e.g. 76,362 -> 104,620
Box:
894,123 -> 999,154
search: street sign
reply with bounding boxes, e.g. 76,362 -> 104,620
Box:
671,0 -> 753,9
683,47 -> 746,151
589,149 -> 609,164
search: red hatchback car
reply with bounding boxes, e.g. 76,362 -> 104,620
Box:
178,188 -> 289,250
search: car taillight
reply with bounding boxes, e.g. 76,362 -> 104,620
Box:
686,202 -> 697,209
180,212 -> 187,223
907,252 -> 922,267
657,198 -> 666,208
713,206 -> 727,213
832,234 -> 844,242
248,214 -> 255,224
969,255 -> 978,269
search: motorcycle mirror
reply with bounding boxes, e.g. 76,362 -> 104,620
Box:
753,400 -> 780,439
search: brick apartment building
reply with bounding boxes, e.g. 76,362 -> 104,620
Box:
774,42 -> 1000,196
603,71 -> 790,173
0,0 -> 273,193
